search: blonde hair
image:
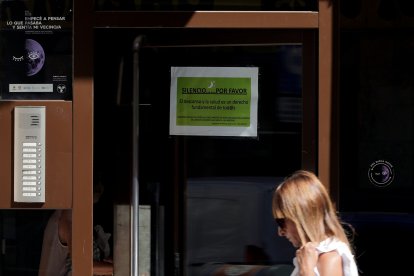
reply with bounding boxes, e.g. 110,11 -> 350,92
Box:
272,170 -> 351,248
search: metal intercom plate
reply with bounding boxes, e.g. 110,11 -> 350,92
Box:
14,106 -> 46,203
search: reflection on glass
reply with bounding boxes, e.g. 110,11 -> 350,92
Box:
95,0 -> 317,11
180,44 -> 303,275
0,210 -> 55,276
38,210 -> 72,276
94,31 -> 308,275
186,178 -> 296,275
340,31 -> 414,212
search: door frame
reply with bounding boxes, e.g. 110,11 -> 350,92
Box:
72,1 -> 334,275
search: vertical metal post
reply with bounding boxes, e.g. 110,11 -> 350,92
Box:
132,35 -> 144,276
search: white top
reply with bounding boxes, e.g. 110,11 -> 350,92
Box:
38,210 -> 72,276
291,237 -> 359,276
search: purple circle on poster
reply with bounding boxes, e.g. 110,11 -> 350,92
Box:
25,39 -> 45,76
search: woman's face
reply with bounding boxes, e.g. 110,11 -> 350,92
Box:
277,218 -> 301,248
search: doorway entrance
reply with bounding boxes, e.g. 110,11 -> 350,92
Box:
94,28 -> 317,275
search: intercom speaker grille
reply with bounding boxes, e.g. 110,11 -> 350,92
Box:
30,115 -> 40,126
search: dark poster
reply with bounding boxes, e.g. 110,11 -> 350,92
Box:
0,0 -> 73,100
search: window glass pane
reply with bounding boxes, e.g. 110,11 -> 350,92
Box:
339,25 -> 414,213
95,0 -> 317,11
0,210 -> 71,276
180,45 -> 301,275
94,28 -> 315,275
137,43 -> 303,274
339,2 -> 414,275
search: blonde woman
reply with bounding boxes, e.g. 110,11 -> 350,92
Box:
273,170 -> 359,276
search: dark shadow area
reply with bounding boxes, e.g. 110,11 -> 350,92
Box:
341,212 -> 414,275
0,210 -> 52,276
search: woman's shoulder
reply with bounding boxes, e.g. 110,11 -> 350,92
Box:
317,237 -> 359,276
317,250 -> 343,275
317,237 -> 350,253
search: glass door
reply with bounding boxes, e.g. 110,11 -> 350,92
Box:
338,1 -> 414,274
94,28 -> 317,276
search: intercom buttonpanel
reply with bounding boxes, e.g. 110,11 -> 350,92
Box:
14,106 -> 46,203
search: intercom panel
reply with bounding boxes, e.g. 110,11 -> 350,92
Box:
14,106 -> 46,203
